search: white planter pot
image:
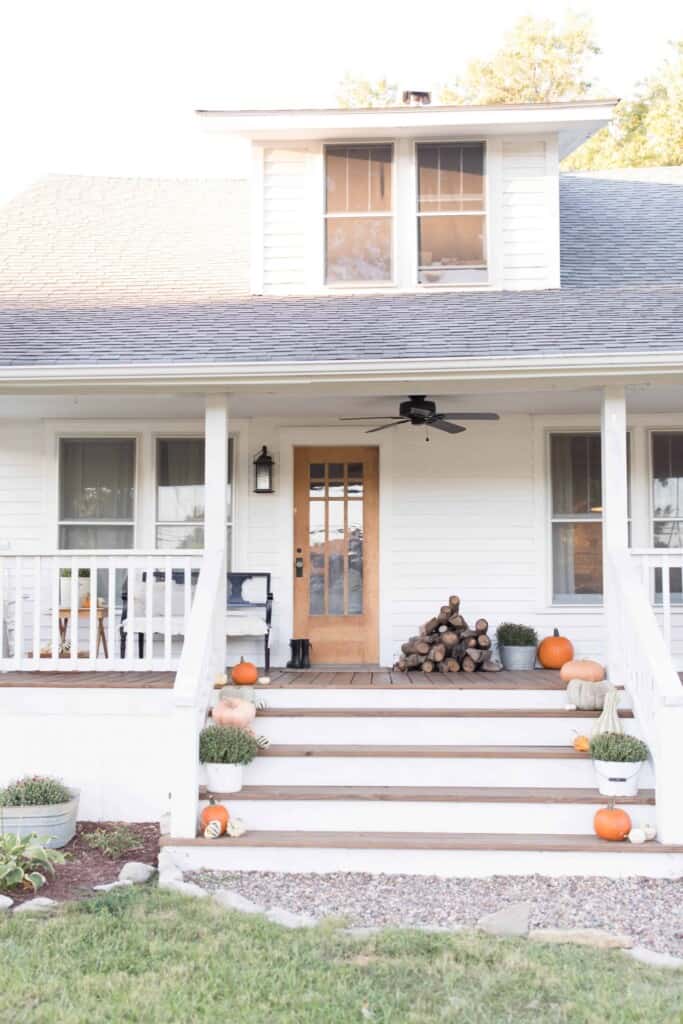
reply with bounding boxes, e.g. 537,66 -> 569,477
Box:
204,763 -> 243,794
593,760 -> 645,797
499,646 -> 537,671
0,791 -> 79,849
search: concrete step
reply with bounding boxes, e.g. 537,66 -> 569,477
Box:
199,785 -> 654,837
163,831 -> 683,878
240,745 -> 656,789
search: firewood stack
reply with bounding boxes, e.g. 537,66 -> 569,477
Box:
394,595 -> 500,674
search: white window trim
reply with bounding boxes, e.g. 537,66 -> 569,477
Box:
322,141 -> 397,289
43,419 -> 246,567
414,139 -> 488,286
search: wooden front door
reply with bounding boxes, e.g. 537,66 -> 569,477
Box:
293,447 -> 379,665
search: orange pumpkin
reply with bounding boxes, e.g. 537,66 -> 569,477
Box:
573,734 -> 590,752
537,628 -> 574,669
200,797 -> 229,836
231,657 -> 259,686
594,806 -> 631,841
560,659 -> 605,684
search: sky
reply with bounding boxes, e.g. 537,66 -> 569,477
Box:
1,0 -> 682,198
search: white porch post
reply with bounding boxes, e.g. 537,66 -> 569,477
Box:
601,384 -> 628,682
204,394 -> 229,673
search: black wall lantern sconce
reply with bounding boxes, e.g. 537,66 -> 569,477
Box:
253,446 -> 275,493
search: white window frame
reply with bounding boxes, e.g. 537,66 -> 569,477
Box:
414,139 -> 488,287
57,435 -> 138,551
154,434 -> 235,556
323,142 -> 396,288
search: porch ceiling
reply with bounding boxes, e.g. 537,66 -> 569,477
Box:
1,382 -> 683,420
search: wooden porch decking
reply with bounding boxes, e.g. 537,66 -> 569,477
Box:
0,668 -> 565,689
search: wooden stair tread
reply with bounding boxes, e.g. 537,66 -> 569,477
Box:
163,831 -> 683,853
259,708 -> 633,718
200,785 -> 655,805
258,744 -> 592,758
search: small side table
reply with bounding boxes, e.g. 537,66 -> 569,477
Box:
58,606 -> 109,659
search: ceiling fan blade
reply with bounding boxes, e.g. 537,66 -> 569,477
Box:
339,416 -> 401,421
438,412 -> 500,421
429,419 -> 467,434
365,419 -> 410,434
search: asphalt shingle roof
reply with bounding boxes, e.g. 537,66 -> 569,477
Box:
0,168 -> 681,369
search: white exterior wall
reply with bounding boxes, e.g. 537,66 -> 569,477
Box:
253,134 -> 560,295
0,421 -> 44,552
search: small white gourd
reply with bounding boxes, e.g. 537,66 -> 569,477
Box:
204,820 -> 223,839
628,828 -> 647,845
593,686 -> 622,736
226,818 -> 247,838
643,824 -> 657,841
566,679 -> 608,711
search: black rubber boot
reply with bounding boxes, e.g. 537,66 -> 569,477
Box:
300,639 -> 312,670
286,639 -> 301,669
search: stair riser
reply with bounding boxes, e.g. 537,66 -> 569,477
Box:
244,757 -> 656,789
201,798 -> 652,836
257,718 -> 639,746
166,843 -> 683,879
262,689 -> 599,710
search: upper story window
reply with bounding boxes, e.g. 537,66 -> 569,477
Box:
325,145 -> 393,285
416,142 -> 486,285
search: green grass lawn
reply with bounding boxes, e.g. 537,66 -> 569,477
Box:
0,887 -> 681,1024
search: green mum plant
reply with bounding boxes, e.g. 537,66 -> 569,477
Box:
590,732 -> 649,763
199,725 -> 260,766
0,776 -> 72,807
495,622 -> 539,647
0,833 -> 67,892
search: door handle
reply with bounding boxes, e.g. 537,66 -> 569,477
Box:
295,549 -> 304,578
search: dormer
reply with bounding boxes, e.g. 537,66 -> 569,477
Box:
198,98 -> 615,296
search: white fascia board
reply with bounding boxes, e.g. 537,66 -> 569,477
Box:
197,101 -> 617,155
2,349 -> 683,392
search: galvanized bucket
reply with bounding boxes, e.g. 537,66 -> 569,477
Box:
499,646 -> 537,671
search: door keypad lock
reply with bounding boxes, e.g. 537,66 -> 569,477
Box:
295,548 -> 304,578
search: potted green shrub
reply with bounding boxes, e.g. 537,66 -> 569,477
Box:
0,776 -> 79,848
590,732 -> 649,797
199,725 -> 260,793
495,623 -> 539,671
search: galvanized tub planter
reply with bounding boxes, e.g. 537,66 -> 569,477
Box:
499,646 -> 537,671
0,790 -> 79,848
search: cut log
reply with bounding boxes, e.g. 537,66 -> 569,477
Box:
461,654 -> 477,672
465,648 -> 486,664
423,618 -> 440,635
482,657 -> 503,672
430,643 -> 446,663
415,640 -> 431,656
475,618 -> 489,635
395,658 -> 407,672
422,659 -> 435,673
405,653 -> 422,669
448,614 -> 467,630
477,634 -> 492,650
463,636 -> 478,649
440,631 -> 459,649
448,595 -> 461,610
443,658 -> 461,673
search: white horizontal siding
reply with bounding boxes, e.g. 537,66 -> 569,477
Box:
501,137 -> 558,290
0,422 -> 44,550
262,147 -> 308,291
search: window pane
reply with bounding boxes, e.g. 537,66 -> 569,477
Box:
417,143 -> 484,212
326,216 -> 391,283
348,500 -> 364,614
551,434 -> 602,516
60,439 -> 135,521
418,214 -> 485,269
157,439 -> 205,523
59,525 -> 134,549
156,524 -> 204,549
552,522 -> 602,602
652,433 -> 683,518
326,145 -> 392,214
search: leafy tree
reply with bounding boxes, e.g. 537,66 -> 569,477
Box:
565,41 -> 683,169
438,13 -> 600,105
337,74 -> 398,108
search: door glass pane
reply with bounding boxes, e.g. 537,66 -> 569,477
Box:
309,501 -> 325,615
157,439 -> 205,523
327,502 -> 345,615
325,217 -> 392,283
328,463 -> 344,498
60,438 -> 135,520
348,463 -> 363,497
552,522 -> 602,603
652,433 -> 683,517
309,463 -> 325,497
348,500 -> 364,614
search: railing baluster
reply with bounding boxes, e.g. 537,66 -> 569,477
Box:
164,555 -> 172,667
32,556 -> 41,666
662,554 -> 672,652
70,557 -> 79,665
107,562 -> 117,664
0,556 -> 5,665
51,558 -> 60,669
145,557 -> 154,669
127,561 -> 137,666
14,556 -> 24,668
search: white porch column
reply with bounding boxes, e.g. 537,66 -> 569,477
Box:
601,384 -> 629,681
204,395 -> 229,552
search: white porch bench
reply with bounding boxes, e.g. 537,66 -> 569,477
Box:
120,570 -> 273,671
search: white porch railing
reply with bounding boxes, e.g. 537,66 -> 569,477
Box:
607,548 -> 683,843
631,548 -> 683,653
170,548 -> 226,837
0,552 -> 202,672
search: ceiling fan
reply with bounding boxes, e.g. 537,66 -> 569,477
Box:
340,395 -> 500,436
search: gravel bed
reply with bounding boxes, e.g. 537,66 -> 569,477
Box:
187,870 -> 683,956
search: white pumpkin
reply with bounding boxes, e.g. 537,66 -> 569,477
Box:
226,818 -> 247,838
593,686 -> 623,736
628,828 -> 647,845
565,679 -> 608,711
